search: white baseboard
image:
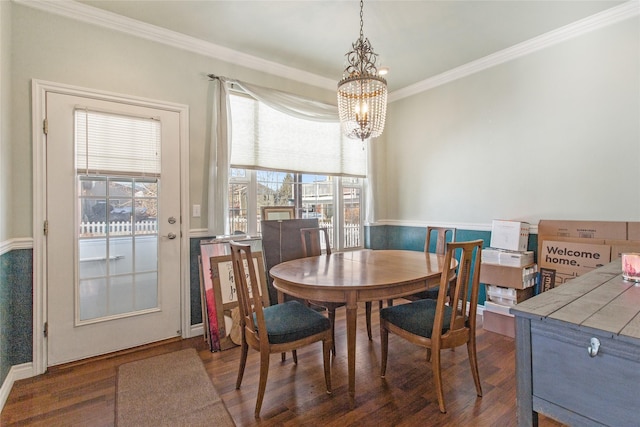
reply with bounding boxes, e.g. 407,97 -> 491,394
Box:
189,323 -> 204,338
0,362 -> 35,412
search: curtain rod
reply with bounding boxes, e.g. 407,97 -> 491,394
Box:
208,74 -> 229,81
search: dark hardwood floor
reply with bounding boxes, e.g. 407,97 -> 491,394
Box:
2,303 -> 564,426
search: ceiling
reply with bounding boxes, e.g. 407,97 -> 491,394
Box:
75,0 -> 626,93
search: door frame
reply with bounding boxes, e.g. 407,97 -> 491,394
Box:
32,79 -> 191,375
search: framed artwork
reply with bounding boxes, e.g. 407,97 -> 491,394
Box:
200,241 -> 236,352
261,206 -> 295,221
204,251 -> 267,351
210,252 -> 268,350
197,255 -> 211,347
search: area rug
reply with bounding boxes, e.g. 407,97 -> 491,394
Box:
116,348 -> 235,426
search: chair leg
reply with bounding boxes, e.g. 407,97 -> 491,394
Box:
426,348 -> 431,361
365,302 -> 372,340
380,322 -> 389,378
236,338 -> 248,389
254,349 -> 271,418
431,347 -> 446,414
467,338 -> 483,398
292,349 -> 298,364
322,336 -> 333,394
328,308 -> 337,356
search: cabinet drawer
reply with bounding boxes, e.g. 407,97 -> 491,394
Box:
531,321 -> 640,426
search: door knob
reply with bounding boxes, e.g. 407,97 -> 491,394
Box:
164,232 -> 177,239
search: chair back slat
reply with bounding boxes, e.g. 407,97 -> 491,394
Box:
425,226 -> 456,255
229,242 -> 268,342
433,240 -> 483,344
300,227 -> 332,257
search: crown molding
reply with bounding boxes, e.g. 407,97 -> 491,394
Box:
14,0 -> 639,101
13,0 -> 336,91
390,0 -> 639,102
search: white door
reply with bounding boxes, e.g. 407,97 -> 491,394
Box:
45,92 -> 182,366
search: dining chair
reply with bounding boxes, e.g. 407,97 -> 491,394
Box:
404,226 -> 456,301
228,241 -> 333,418
379,239 -> 483,413
300,227 -> 374,351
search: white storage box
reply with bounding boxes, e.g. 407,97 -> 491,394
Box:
490,220 -> 530,252
482,248 -> 534,267
486,284 -> 534,306
484,300 -> 513,315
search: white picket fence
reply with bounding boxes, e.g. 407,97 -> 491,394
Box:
231,218 -> 361,248
80,218 -> 360,246
79,220 -> 158,236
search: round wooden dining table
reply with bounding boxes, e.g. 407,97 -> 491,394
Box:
269,249 -> 457,400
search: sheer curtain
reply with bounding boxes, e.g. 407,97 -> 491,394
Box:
207,77 -> 231,235
207,77 -> 377,235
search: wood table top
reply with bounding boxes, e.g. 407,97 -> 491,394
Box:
269,249 -> 454,302
511,259 -> 640,341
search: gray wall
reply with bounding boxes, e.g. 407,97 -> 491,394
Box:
0,0 -> 11,243
0,0 -> 12,388
377,16 -> 640,226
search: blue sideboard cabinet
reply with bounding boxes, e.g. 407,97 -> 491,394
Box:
510,260 -> 640,426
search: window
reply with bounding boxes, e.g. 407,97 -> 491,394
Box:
74,110 -> 161,321
227,91 -> 367,250
228,169 -> 363,251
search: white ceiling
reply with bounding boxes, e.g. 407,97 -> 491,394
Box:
73,0 -> 627,93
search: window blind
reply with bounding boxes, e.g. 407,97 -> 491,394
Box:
75,109 -> 161,176
229,94 -> 367,177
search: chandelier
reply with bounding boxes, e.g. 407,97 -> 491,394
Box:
337,0 -> 387,141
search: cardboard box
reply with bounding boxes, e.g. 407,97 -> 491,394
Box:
490,220 -> 530,252
607,240 -> 640,260
538,240 -> 611,285
627,222 -> 640,241
538,220 -> 627,240
483,309 -> 514,338
480,262 -> 537,289
482,248 -> 534,267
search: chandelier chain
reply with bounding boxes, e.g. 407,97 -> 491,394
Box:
359,0 -> 364,41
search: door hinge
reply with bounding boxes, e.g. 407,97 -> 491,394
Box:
44,220 -> 48,236
44,322 -> 48,338
43,118 -> 48,135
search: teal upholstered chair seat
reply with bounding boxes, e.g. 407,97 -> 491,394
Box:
256,300 -> 331,344
230,241 -> 332,418
380,299 -> 452,338
380,239 -> 483,414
